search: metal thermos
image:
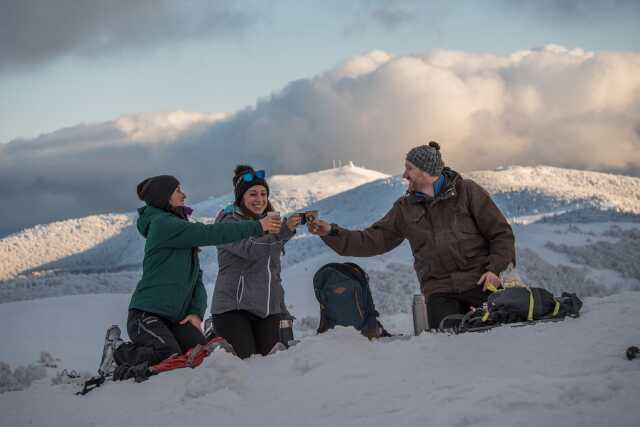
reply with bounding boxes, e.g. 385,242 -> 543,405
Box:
278,319 -> 294,348
412,294 -> 429,336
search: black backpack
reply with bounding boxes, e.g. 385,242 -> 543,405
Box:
313,262 -> 388,338
457,287 -> 583,332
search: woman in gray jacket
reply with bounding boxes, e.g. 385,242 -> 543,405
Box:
211,165 -> 302,358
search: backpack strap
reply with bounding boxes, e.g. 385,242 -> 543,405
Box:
551,299 -> 561,317
342,262 -> 369,285
527,288 -> 534,321
317,307 -> 330,334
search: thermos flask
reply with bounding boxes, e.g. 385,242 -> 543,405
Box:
412,294 -> 429,336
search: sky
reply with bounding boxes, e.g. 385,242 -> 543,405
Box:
1,0 -> 640,236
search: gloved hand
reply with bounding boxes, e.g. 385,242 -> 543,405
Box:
113,361 -> 150,382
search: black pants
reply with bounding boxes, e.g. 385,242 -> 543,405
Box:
212,310 -> 280,359
427,286 -> 489,330
115,309 -> 207,367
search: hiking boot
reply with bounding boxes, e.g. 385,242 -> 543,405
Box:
206,337 -> 235,355
98,325 -> 122,377
268,342 -> 287,355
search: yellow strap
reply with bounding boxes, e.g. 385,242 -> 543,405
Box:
552,300 -> 560,317
485,282 -> 499,293
482,311 -> 490,322
527,289 -> 534,321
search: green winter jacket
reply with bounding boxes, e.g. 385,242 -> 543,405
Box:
128,206 -> 263,322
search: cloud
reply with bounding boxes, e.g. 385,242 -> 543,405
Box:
2,45 -> 640,236
347,1 -> 448,35
503,0 -> 640,21
0,0 -> 256,73
368,4 -> 416,30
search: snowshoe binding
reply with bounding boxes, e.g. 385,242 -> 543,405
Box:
204,317 -> 216,341
97,325 -> 123,377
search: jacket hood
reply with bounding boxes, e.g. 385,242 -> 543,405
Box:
136,205 -> 166,238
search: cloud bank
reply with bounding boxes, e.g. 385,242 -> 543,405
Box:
2,45 -> 640,236
0,0 -> 255,73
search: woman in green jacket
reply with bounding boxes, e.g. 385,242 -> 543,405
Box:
112,175 -> 280,379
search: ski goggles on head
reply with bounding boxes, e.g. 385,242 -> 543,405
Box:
235,169 -> 266,184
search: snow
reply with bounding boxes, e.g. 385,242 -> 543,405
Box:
469,165 -> 640,219
1,164 -> 640,425
0,292 -> 639,426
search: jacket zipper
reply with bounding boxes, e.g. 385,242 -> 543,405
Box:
265,256 -> 272,317
354,290 -> 364,320
236,275 -> 245,307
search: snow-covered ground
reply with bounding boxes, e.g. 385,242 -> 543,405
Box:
0,292 -> 639,427
1,164 -> 640,426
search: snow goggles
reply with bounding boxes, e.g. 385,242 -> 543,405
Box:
235,170 -> 266,185
240,170 -> 267,182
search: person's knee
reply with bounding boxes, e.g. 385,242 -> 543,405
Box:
155,340 -> 182,360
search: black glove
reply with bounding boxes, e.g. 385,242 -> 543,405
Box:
113,361 -> 150,382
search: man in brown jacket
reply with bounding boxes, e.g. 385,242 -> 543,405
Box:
308,141 -> 516,329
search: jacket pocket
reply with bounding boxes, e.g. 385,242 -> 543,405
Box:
455,214 -> 488,259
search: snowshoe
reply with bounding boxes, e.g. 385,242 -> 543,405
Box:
97,325 -> 123,377
204,317 -> 216,341
438,314 -> 465,333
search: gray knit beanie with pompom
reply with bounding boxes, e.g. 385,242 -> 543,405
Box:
406,141 -> 444,176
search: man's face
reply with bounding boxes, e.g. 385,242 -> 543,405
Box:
402,160 -> 436,192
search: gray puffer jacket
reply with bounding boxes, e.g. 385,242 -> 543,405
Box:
211,205 -> 296,318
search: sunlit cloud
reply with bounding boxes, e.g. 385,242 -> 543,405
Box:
2,45 -> 639,236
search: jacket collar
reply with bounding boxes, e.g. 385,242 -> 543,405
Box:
408,167 -> 460,205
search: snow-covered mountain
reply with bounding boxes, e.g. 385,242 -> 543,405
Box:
1,164 -> 639,426
2,164 -> 639,306
0,163 -> 388,284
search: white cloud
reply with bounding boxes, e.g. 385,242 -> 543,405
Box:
2,45 -> 640,236
115,112 -> 227,143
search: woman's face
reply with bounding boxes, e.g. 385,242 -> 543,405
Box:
168,186 -> 186,208
242,185 -> 269,216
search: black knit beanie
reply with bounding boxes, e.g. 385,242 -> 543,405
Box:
136,175 -> 180,209
233,165 -> 269,204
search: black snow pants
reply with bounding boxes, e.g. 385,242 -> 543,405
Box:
212,310 -> 281,359
115,309 -> 207,367
427,286 -> 490,330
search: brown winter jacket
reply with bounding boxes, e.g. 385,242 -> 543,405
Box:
321,168 -> 516,297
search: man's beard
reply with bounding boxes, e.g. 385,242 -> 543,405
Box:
406,179 -> 416,193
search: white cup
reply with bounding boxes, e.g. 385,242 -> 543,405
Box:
267,211 -> 281,220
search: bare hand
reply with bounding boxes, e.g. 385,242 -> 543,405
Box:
477,271 -> 502,292
286,214 -> 303,231
308,219 -> 331,236
180,314 -> 202,330
259,216 -> 282,234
